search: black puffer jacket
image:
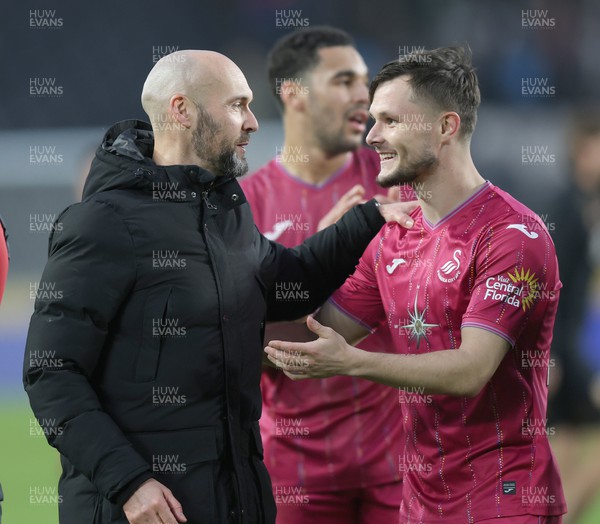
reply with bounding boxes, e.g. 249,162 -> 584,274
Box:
23,120 -> 385,524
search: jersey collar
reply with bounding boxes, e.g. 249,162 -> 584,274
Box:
421,180 -> 492,232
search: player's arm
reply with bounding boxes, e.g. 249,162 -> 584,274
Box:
268,217 -> 560,395
317,184 -> 366,231
345,325 -> 510,396
265,314 -> 509,397
316,300 -> 371,346
261,301 -> 370,368
258,200 -> 415,323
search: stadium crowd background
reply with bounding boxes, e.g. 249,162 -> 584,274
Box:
0,0 -> 599,522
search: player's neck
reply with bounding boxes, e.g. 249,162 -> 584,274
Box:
279,138 -> 352,186
418,154 -> 486,225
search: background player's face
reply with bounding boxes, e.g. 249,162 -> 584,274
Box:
573,132 -> 600,192
191,67 -> 259,177
304,46 -> 369,155
367,76 -> 439,188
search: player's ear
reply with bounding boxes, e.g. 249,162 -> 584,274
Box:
280,79 -> 308,113
439,112 -> 460,142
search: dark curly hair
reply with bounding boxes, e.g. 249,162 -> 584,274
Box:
267,26 -> 354,108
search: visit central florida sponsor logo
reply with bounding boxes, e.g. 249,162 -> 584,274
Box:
484,268 -> 539,311
508,268 -> 540,311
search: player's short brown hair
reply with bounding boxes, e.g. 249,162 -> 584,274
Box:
369,46 -> 481,138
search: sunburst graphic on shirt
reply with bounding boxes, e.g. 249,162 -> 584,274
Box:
398,290 -> 439,349
508,267 -> 539,311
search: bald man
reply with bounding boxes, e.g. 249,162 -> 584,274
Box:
23,50 -> 414,524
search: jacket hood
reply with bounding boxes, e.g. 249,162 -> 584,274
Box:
82,120 -> 219,199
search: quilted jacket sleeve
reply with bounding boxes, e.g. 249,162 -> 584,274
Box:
257,199 -> 385,321
23,200 -> 153,506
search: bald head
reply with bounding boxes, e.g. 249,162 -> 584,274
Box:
141,50 -> 246,127
142,49 -> 258,175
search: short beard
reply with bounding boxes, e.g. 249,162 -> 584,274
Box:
191,103 -> 219,160
377,151 -> 438,188
215,149 -> 248,179
191,103 -> 248,178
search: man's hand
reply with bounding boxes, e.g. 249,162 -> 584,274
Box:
373,186 -> 401,205
317,184 -> 366,231
377,199 -> 417,228
317,186 -> 418,231
123,479 -> 187,524
264,316 -> 355,380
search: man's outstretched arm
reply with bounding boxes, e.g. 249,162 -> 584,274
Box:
257,200 -> 417,323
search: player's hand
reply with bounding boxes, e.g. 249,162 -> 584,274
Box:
317,184 -> 366,231
265,316 -> 356,380
123,479 -> 187,524
377,199 -> 417,228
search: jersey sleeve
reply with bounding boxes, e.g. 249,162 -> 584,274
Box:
461,221 -> 561,345
329,232 -> 387,333
240,167 -> 272,233
0,217 -> 8,304
239,174 -> 258,214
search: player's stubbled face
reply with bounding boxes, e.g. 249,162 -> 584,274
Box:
304,46 -> 370,155
366,76 -> 438,188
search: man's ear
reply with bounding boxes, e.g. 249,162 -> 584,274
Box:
440,112 -> 460,142
169,94 -> 193,129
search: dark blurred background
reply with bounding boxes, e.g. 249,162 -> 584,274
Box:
1,0 -> 598,129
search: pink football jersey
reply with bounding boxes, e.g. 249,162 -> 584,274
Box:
331,181 -> 566,521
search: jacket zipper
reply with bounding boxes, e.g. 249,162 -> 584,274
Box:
201,215 -> 244,523
202,190 -> 217,210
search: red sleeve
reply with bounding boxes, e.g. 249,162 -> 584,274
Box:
0,222 -> 8,304
240,172 -> 267,231
239,175 -> 257,210
329,233 -> 387,333
461,222 -> 561,345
